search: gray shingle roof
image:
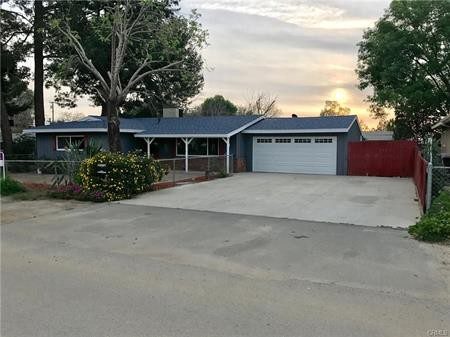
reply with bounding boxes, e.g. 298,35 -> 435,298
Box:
244,115 -> 357,132
136,116 -> 260,136
26,119 -> 106,130
25,115 -> 357,136
25,115 -> 261,136
23,117 -> 145,131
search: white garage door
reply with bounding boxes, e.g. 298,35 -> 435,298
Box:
252,136 -> 337,175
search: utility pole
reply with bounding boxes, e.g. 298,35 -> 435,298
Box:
50,101 -> 55,123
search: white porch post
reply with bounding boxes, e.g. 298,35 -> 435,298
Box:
222,137 -> 230,174
182,138 -> 193,172
145,138 -> 155,159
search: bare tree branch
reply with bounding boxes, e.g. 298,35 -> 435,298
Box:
2,8 -> 32,24
121,61 -> 182,99
58,25 -> 110,95
57,0 -> 187,151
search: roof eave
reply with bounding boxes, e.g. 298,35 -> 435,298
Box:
346,116 -> 360,133
227,116 -> 264,137
242,128 -> 350,134
23,128 -> 142,134
134,133 -> 229,138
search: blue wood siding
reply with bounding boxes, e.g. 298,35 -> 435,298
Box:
36,133 -> 138,159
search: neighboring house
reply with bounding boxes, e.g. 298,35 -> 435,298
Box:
24,111 -> 362,175
362,131 -> 394,141
432,114 -> 450,166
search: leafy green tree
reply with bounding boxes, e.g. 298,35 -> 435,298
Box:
367,104 -> 394,131
356,0 -> 450,141
6,0 -> 54,127
358,118 -> 370,132
51,0 -> 207,151
1,7 -> 33,155
320,100 -> 351,117
46,0 -> 206,118
197,95 -> 238,116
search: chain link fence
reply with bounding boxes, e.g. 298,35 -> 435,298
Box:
421,137 -> 450,210
153,155 -> 233,187
430,166 -> 450,200
4,160 -> 81,186
4,155 -> 233,187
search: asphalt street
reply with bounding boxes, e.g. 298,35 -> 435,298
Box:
2,202 -> 449,337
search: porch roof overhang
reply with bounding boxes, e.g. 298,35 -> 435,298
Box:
134,133 -> 229,138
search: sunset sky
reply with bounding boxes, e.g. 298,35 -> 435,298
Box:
40,0 -> 392,126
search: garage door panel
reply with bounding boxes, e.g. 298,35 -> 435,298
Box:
253,137 -> 337,175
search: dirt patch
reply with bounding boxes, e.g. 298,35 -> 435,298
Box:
9,173 -> 54,185
1,198 -> 88,224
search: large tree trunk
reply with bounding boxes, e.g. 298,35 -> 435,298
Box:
101,102 -> 107,116
106,100 -> 121,152
34,0 -> 45,126
1,96 -> 13,156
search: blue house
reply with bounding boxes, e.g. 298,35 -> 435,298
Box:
25,112 -> 362,175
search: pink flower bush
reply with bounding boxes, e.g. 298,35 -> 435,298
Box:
51,182 -> 106,202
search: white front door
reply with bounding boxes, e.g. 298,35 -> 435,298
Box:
252,136 -> 337,175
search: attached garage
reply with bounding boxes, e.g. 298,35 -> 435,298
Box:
242,115 -> 362,175
252,136 -> 337,174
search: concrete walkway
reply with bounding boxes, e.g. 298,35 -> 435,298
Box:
123,173 -> 421,228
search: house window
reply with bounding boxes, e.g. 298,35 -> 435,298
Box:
256,138 -> 272,143
315,138 -> 333,143
176,138 -> 219,156
208,138 -> 219,155
294,138 -> 311,143
275,138 -> 291,143
56,135 -> 86,151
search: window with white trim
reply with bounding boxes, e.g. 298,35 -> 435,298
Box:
256,138 -> 272,143
176,138 -> 219,156
294,138 -> 311,143
275,138 -> 291,143
314,138 -> 333,143
56,135 -> 85,151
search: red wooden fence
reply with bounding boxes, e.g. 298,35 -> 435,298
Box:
348,140 -> 416,177
348,140 -> 428,210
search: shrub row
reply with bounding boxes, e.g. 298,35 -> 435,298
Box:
0,177 -> 26,196
409,190 -> 450,242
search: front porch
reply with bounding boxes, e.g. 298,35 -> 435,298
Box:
139,136 -> 233,174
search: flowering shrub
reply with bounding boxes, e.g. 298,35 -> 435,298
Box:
78,151 -> 167,201
49,182 -> 106,202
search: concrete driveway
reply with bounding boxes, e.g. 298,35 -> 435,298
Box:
123,173 -> 421,228
2,202 -> 449,337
